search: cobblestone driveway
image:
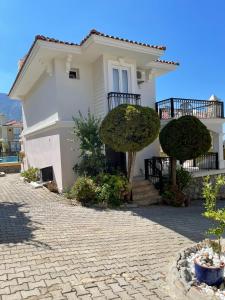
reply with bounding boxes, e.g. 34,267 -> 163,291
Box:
0,174 -> 211,300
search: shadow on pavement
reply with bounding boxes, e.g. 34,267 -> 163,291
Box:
0,202 -> 51,249
129,200 -> 224,243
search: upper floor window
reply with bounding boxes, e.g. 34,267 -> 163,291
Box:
112,67 -> 130,93
13,127 -> 21,140
69,68 -> 80,79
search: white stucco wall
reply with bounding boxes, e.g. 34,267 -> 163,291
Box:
20,54 -> 170,190
59,127 -> 77,190
54,58 -> 93,121
22,71 -> 58,129
23,128 -> 63,190
93,56 -> 107,119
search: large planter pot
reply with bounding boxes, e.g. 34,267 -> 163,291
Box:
195,259 -> 224,286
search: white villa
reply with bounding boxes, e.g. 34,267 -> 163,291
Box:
9,29 -> 225,192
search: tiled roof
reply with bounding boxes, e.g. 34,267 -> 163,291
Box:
9,29 -> 172,95
79,29 -> 166,50
35,29 -> 166,50
4,120 -> 23,127
35,35 -> 79,46
155,59 -> 179,66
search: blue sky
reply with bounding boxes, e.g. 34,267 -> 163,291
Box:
0,0 -> 225,103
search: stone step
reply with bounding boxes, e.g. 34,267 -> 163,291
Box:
132,184 -> 157,193
132,179 -> 151,188
132,176 -> 161,206
133,191 -> 159,200
134,196 -> 161,206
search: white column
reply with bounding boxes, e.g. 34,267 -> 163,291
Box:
214,132 -> 224,169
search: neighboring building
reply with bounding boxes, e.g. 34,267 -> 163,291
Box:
9,29 -> 225,191
0,93 -> 22,121
0,114 -> 22,153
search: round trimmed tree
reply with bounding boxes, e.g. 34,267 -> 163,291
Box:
99,104 -> 160,184
159,115 -> 211,186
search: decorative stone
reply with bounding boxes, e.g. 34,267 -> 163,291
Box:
168,240 -> 225,300
30,181 -> 43,189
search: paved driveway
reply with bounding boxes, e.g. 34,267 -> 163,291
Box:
0,174 -> 212,300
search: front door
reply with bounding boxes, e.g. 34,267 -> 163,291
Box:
105,146 -> 127,175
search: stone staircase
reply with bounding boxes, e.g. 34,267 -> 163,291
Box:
132,176 -> 161,206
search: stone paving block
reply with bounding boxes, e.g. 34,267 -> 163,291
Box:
65,291 -> 79,300
73,285 -> 90,296
21,288 -> 41,298
87,287 -> 103,298
2,292 -> 22,300
0,174 -> 211,300
0,287 -> 11,295
102,289 -> 118,299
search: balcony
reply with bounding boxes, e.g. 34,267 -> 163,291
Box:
108,92 -> 141,111
155,98 -> 224,120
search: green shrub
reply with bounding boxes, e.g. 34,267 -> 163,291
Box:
95,173 -> 130,206
100,104 -> 160,184
21,167 -> 39,183
159,115 -> 211,186
162,185 -> 185,207
202,175 -> 225,257
176,167 -> 192,191
69,176 -> 97,205
159,116 -> 211,161
73,111 -> 106,176
68,174 -> 130,207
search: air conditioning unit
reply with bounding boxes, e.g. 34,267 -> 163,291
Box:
136,70 -> 145,84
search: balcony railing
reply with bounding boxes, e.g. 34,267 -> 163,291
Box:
108,92 -> 141,111
155,98 -> 224,120
145,152 -> 219,192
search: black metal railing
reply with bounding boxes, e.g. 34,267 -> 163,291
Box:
145,152 -> 219,192
145,156 -> 171,192
155,98 -> 224,120
108,92 -> 141,111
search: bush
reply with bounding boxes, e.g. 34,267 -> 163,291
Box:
162,185 -> 185,207
69,177 -> 97,206
159,115 -> 211,186
68,173 -> 130,207
73,111 -> 106,176
159,116 -> 211,161
202,175 -> 225,257
100,104 -> 160,184
21,167 -> 39,183
95,173 -> 130,207
176,167 -> 192,191
100,104 -> 160,152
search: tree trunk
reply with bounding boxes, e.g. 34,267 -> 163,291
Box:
127,151 -> 137,200
171,157 -> 177,186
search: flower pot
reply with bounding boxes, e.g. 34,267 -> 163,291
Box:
194,259 -> 224,286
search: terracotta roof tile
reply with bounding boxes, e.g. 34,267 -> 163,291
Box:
155,59 -> 179,66
35,29 -> 166,50
4,120 -> 23,127
35,35 -> 79,46
9,29 -> 171,95
79,29 -> 166,50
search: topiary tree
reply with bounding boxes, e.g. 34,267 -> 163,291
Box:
159,115 -> 211,186
99,104 -> 160,184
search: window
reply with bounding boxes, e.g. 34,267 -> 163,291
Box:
111,66 -> 130,93
69,68 -> 80,79
13,128 -> 21,140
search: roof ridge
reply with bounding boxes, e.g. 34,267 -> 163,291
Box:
155,59 -> 179,66
35,29 -> 166,50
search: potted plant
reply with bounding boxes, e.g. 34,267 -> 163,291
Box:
194,175 -> 225,286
